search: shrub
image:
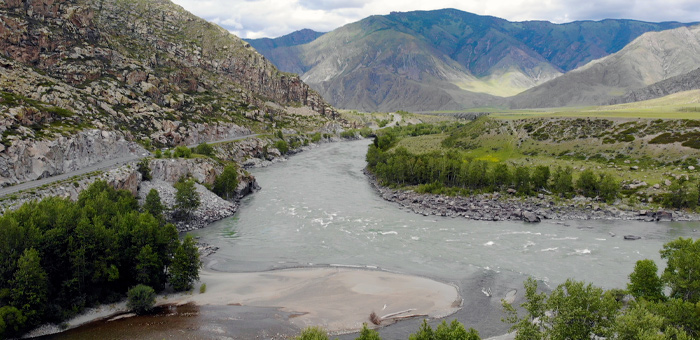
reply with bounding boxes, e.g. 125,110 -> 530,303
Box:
199,283 -> 206,294
356,323 -> 381,340
294,326 -> 329,340
137,159 -> 152,181
193,142 -> 214,156
173,146 -> 192,158
127,285 -> 156,315
274,140 -> 289,155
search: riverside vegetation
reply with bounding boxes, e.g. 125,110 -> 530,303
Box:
0,181 -> 201,338
366,117 -> 700,211
292,237 -> 700,339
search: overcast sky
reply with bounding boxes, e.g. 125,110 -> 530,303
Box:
170,0 -> 699,39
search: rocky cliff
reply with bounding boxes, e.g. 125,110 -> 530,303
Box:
0,0 -> 338,186
610,68 -> 700,104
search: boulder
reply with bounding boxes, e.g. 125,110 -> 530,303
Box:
522,211 -> 541,223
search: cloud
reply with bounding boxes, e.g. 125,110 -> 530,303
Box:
169,0 -> 700,39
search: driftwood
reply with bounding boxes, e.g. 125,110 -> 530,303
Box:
385,314 -> 428,321
369,311 -> 381,325
380,309 -> 416,320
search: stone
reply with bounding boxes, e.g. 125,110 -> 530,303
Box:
630,166 -> 639,170
689,166 -> 696,170
522,211 -> 541,223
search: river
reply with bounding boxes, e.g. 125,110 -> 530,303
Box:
49,139 -> 700,339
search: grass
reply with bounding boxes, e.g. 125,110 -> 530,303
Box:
427,90 -> 700,120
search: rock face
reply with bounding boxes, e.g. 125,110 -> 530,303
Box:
0,129 -> 146,186
0,0 -> 337,186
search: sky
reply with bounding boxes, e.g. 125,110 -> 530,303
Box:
169,0 -> 700,39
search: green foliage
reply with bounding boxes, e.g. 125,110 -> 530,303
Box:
169,235 -> 201,292
355,323 -> 381,340
276,130 -> 284,140
137,159 -> 152,181
513,166 -> 531,195
154,149 -> 162,158
662,181 -> 698,209
10,248 -> 48,328
531,165 -> 550,191
407,319 -> 480,340
143,189 -> 165,222
504,278 -> 620,340
310,133 -> 322,143
294,326 -> 329,340
199,283 -> 206,294
213,164 -> 238,200
409,320 -> 434,340
126,284 -> 156,315
0,306 -> 25,339
576,169 -> 598,197
660,238 -> 700,303
628,259 -> 665,302
173,146 -> 192,158
0,181 -> 192,337
163,149 -> 172,158
552,166 -> 574,198
193,142 -> 214,156
174,177 -> 200,220
275,140 -> 289,155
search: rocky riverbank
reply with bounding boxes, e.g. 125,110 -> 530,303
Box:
365,169 -> 700,223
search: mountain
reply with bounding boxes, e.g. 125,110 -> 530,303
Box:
0,0 -> 336,186
247,9 -> 693,112
610,68 -> 700,104
510,25 -> 700,108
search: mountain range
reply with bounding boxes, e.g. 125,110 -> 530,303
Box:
248,9 -> 698,111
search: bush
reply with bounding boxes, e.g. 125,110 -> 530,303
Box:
127,285 -> 156,315
154,149 -> 162,158
274,140 -> 289,155
173,146 -> 192,158
294,326 -> 329,340
356,323 -> 381,340
199,283 -> 206,294
169,235 -> 201,292
193,142 -> 214,156
213,164 -> 238,200
137,159 -> 151,181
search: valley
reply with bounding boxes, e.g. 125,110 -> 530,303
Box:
1,0 -> 700,339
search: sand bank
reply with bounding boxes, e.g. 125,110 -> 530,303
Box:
173,267 -> 461,333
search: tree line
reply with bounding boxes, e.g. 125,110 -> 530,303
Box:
367,143 -> 620,202
0,181 -> 200,338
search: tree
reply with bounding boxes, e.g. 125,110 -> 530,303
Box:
137,159 -> 152,181
135,245 -> 164,290
169,235 -> 201,292
174,177 -> 200,220
10,248 -> 48,328
435,320 -> 480,340
576,169 -> 598,197
628,259 -> 665,302
613,302 -> 690,340
213,164 -> 239,200
294,326 -> 329,340
143,189 -> 165,221
514,166 -> 531,195
504,278 -> 619,340
598,173 -> 619,203
356,323 -> 382,340
126,284 -> 156,315
409,320 -> 434,340
531,165 -> 550,191
490,163 -> 511,190
660,237 -> 700,303
0,306 -> 25,339
552,166 -> 574,197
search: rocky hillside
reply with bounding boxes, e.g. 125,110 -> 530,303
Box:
610,68 -> 700,104
0,0 -> 338,186
510,25 -> 700,108
247,9 -> 692,112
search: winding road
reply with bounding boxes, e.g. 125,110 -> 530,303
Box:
0,133 -> 259,198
